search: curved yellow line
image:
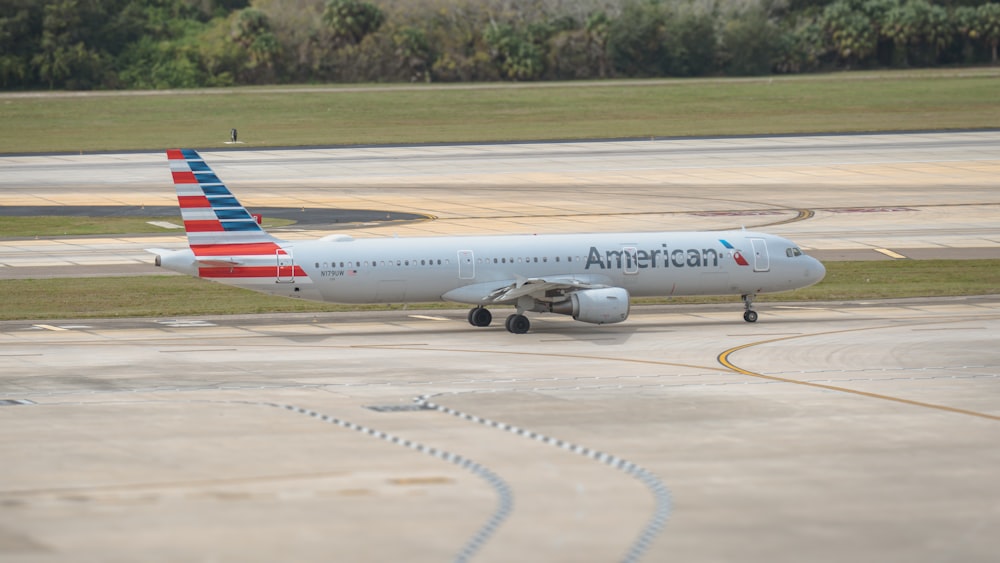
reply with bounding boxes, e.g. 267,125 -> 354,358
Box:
718,331 -> 1000,422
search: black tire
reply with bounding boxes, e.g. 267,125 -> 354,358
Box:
469,307 -> 492,327
744,310 -> 758,323
506,314 -> 530,334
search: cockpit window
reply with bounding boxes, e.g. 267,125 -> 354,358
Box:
786,247 -> 803,257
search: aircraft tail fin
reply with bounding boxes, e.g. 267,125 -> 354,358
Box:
166,149 -> 283,258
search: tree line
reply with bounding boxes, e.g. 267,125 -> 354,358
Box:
1,0 -> 998,90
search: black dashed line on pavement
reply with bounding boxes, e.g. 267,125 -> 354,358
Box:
414,393 -> 671,563
233,400 -> 512,563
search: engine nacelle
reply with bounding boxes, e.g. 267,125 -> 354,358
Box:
549,287 -> 630,324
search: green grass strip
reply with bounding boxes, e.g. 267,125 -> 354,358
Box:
2,260 -> 996,321
3,70 -> 999,154
0,216 -> 296,237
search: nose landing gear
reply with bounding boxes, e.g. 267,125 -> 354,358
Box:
742,294 -> 758,323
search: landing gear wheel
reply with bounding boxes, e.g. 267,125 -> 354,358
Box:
505,314 -> 530,334
468,307 -> 492,327
741,293 -> 758,323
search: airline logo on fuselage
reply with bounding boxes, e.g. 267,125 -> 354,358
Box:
585,240 -> 748,270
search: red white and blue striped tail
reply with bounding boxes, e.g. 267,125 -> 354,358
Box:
157,149 -> 312,293
167,148 -> 283,259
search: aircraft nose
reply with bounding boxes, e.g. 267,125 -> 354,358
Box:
808,257 -> 826,286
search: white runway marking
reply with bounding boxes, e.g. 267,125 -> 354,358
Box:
408,314 -> 451,321
155,320 -> 217,328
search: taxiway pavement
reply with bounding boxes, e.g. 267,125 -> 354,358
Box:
2,299 -> 999,562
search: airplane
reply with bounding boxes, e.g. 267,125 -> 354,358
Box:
151,149 -> 826,333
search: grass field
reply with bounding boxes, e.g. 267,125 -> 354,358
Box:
1,260 -> 996,321
2,69 -> 999,153
0,216 -> 296,237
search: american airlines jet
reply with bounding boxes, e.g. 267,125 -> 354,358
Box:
152,149 -> 825,333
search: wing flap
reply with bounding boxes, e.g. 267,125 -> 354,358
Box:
442,275 -> 611,305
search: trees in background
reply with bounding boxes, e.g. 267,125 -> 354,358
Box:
1,0 -> 998,89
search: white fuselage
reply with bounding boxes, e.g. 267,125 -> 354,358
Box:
161,230 -> 825,305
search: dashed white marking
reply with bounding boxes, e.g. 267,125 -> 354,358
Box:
155,320 -> 217,328
408,315 -> 451,321
32,324 -> 68,331
146,221 -> 184,229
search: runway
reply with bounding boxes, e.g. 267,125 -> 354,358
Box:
1,131 -> 999,277
1,132 -> 1000,562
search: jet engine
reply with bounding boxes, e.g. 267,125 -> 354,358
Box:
548,287 -> 630,324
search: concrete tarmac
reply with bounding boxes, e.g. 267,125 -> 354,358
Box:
1,299 -> 998,562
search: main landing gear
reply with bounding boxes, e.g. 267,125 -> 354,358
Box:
504,313 -> 530,334
467,306 -> 531,334
468,306 -> 492,327
742,294 -> 758,323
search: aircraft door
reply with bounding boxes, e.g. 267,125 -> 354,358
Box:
458,250 -> 475,280
277,249 -> 295,282
623,246 -> 639,275
750,238 -> 770,272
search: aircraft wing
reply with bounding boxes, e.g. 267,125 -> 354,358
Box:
485,276 -> 609,302
442,274 -> 611,305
